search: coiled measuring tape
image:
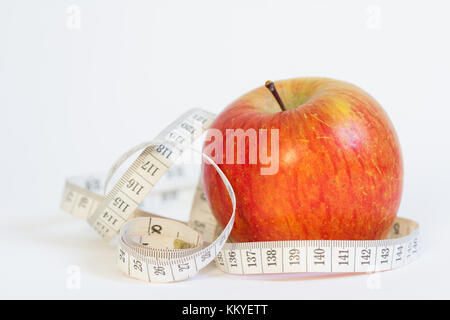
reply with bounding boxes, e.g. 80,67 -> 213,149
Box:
60,108 -> 420,283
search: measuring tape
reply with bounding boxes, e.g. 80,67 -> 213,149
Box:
60,108 -> 421,282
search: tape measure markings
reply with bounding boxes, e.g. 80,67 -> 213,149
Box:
87,109 -> 215,240
214,226 -> 419,275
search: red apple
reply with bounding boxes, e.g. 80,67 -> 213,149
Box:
202,77 -> 403,242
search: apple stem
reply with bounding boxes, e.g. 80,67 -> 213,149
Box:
265,80 -> 286,111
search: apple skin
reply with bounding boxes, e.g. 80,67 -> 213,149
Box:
202,77 -> 403,242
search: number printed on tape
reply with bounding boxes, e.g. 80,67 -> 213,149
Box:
225,249 -> 243,274
355,246 -> 377,272
262,248 -> 283,274
332,245 -> 356,273
307,245 -> 331,272
283,246 -> 306,273
375,245 -> 394,271
242,249 -> 263,274
148,263 -> 174,283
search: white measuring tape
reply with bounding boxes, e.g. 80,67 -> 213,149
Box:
60,108 -> 420,283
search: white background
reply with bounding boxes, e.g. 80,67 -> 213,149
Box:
1,0 -> 449,299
